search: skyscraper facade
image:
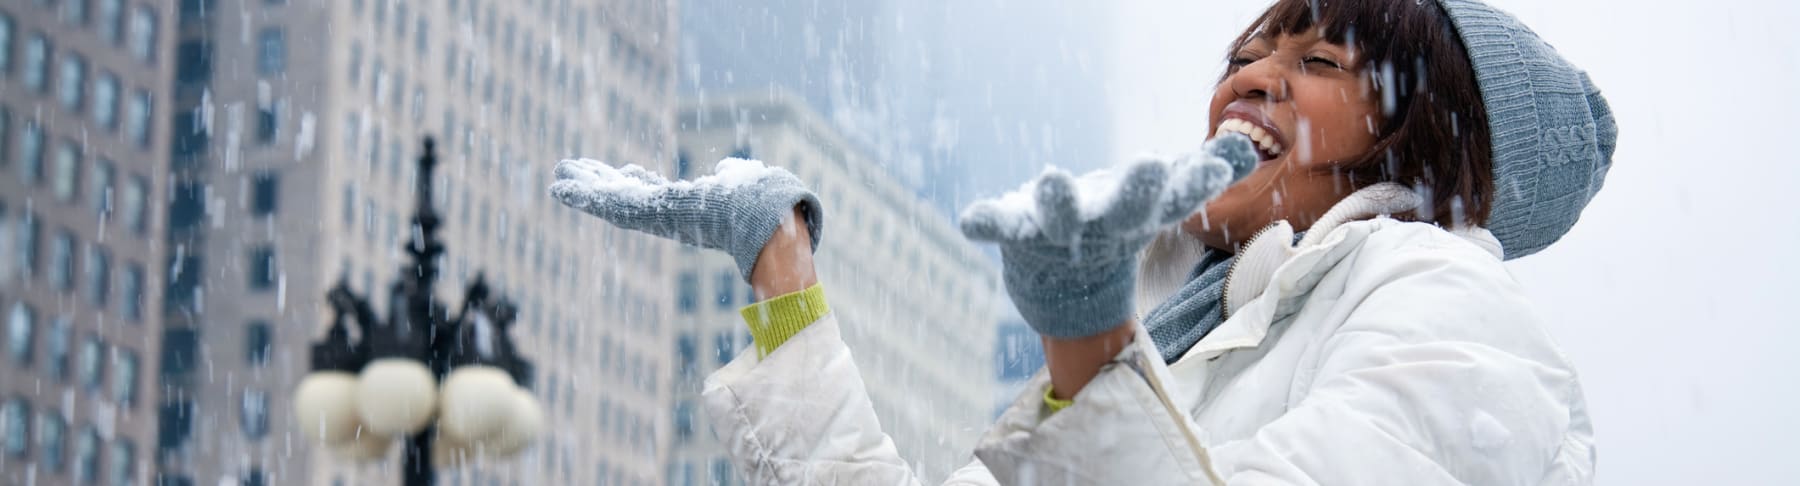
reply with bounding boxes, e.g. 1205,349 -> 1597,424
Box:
1,1 -> 176,485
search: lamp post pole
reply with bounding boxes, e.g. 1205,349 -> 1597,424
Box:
305,137 -> 536,486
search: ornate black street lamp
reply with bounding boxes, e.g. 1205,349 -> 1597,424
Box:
292,138 -> 542,486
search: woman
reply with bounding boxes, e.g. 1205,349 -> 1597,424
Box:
551,0 -> 1614,483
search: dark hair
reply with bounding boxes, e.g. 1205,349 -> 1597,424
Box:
1226,0 -> 1493,226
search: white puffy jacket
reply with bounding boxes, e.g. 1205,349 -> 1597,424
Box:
701,183 -> 1594,485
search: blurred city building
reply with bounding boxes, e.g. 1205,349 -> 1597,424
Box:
1,1 -> 178,486
667,92 -> 1004,485
679,0 -> 1115,214
992,319 -> 1045,418
4,0 -> 680,484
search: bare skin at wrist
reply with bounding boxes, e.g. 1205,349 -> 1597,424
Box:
1043,321 -> 1137,400
749,207 -> 819,300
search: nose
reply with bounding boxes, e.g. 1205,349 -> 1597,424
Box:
1230,58 -> 1289,102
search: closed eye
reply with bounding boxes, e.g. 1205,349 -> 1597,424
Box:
1303,56 -> 1342,70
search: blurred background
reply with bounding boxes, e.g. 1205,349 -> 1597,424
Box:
0,0 -> 1792,485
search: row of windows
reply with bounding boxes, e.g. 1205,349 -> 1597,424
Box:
667,457 -> 738,486
6,109 -> 156,232
5,207 -> 150,321
0,398 -> 136,486
0,1 -> 158,67
676,270 -> 758,314
0,10 -> 158,148
674,329 -> 748,385
5,302 -> 143,407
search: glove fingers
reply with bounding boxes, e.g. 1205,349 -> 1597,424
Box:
1204,133 -> 1260,182
618,163 -> 672,185
1034,169 -> 1083,242
554,159 -> 609,185
549,179 -> 600,214
1095,158 -> 1169,235
958,200 -> 1021,242
1159,155 -> 1231,225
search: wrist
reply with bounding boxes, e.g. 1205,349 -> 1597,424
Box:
750,207 -> 819,300
1043,321 -> 1136,400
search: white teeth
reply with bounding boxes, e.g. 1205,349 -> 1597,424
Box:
1217,118 -> 1282,157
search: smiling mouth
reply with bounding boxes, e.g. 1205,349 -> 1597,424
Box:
1213,118 -> 1285,162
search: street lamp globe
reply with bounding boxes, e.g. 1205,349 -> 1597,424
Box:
437,365 -> 519,444
356,357 -> 439,436
293,370 -> 362,444
487,390 -> 545,457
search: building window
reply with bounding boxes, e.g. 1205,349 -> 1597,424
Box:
54,141 -> 82,202
714,330 -> 736,366
50,231 -> 75,292
677,272 -> 698,313
0,13 -> 13,74
241,389 -> 268,439
37,412 -> 66,472
251,171 -> 278,216
341,183 -> 356,228
129,7 -> 156,62
126,90 -> 152,147
91,159 -> 114,219
79,335 -> 104,390
98,0 -> 124,44
712,458 -> 735,486
14,213 -> 37,279
2,399 -> 28,457
76,426 -> 101,483
243,468 -> 267,486
121,263 -> 144,321
17,121 -> 43,185
256,103 -> 277,144
415,17 -> 428,55
60,54 -> 86,111
23,34 -> 49,93
160,328 -> 200,378
47,317 -> 71,380
715,270 -> 736,309
672,400 -> 695,443
675,333 -> 696,379
347,41 -> 362,86
246,321 -> 270,366
93,72 -> 120,129
122,175 -> 147,233
113,348 -> 138,406
63,0 -> 89,26
7,302 -> 34,366
248,245 -> 276,290
176,39 -> 211,86
109,439 -> 134,486
86,244 -> 110,306
257,27 -> 284,75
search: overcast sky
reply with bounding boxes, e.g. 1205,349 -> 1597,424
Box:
1108,1 -> 1800,483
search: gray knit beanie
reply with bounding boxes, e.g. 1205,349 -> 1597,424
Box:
1438,0 -> 1618,260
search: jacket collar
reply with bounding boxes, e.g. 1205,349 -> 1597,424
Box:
1136,183 -> 1502,366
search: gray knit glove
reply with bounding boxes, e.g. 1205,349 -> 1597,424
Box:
549,157 -> 823,281
959,134 -> 1257,339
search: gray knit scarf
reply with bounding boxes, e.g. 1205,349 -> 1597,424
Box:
1144,232 -> 1301,364
1142,249 -> 1235,364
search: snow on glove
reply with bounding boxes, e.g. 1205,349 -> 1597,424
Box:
549,157 -> 823,281
959,134 -> 1257,339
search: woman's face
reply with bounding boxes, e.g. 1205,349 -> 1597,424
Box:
1188,30 -> 1383,250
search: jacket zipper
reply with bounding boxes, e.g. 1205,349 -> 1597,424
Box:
1220,222 -> 1281,322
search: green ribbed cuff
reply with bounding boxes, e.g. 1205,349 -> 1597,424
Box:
738,283 -> 830,358
1044,386 -> 1074,414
